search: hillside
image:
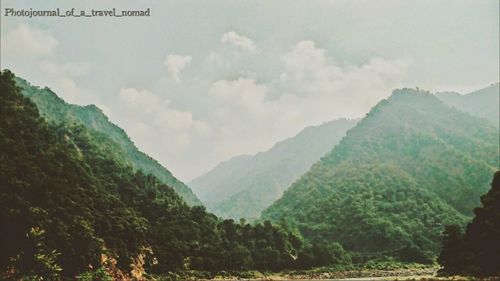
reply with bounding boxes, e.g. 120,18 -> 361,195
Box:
437,83 -> 499,127
0,70 -> 308,278
190,119 -> 358,220
263,88 -> 499,263
14,77 -> 201,206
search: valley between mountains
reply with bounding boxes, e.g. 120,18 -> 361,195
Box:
1,70 -> 498,279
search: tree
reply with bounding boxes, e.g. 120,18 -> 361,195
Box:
8,227 -> 62,280
439,171 -> 500,276
463,171 -> 500,275
438,225 -> 465,275
0,70 -> 309,276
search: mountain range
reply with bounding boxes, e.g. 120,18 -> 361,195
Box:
1,70 -> 305,277
190,83 -> 499,222
190,119 -> 358,220
3,70 -> 498,273
436,83 -> 499,127
262,87 -> 499,262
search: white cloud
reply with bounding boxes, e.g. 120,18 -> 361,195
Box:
0,23 -> 94,106
52,77 -> 89,103
36,60 -> 93,105
1,23 -> 58,58
1,24 -> 410,181
221,31 -> 258,54
196,40 -> 412,173
164,54 -> 192,83
45,75 -> 100,106
119,88 -> 162,113
1,3 -> 495,182
279,40 -> 412,115
281,40 -> 344,92
209,78 -> 269,116
115,88 -> 209,153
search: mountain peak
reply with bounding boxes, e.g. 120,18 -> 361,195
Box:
263,86 -> 498,261
83,104 -> 104,113
388,87 -> 440,106
14,74 -> 202,206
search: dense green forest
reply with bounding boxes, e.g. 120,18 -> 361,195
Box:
190,119 -> 357,220
439,171 -> 500,276
14,77 -> 201,206
2,70 -> 498,279
0,70 -> 333,279
263,88 -> 499,264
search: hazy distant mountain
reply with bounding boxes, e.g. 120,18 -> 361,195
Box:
263,88 -> 499,262
190,119 -> 358,220
15,77 -> 201,206
437,83 -> 499,127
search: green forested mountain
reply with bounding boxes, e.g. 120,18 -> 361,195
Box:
437,83 -> 499,127
0,70 -> 309,279
14,77 -> 201,206
263,88 -> 499,263
3,69 -> 498,279
189,119 -> 357,220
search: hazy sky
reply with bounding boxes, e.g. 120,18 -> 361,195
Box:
1,0 -> 498,181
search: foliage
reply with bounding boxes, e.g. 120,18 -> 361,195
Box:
263,88 -> 498,263
439,171 -> 500,276
6,227 -> 62,280
0,70 -> 337,277
76,267 -> 113,281
2,70 -> 497,277
14,76 -> 201,206
438,225 -> 465,274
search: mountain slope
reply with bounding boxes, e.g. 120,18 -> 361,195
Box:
263,88 -> 499,262
190,119 -> 358,220
14,77 -> 201,206
1,70 -> 306,278
437,83 -> 499,127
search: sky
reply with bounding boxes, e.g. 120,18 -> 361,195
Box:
1,0 -> 499,181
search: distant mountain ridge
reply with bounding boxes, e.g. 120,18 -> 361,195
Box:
15,77 -> 201,206
190,119 -> 358,220
263,87 -> 499,262
437,83 -> 499,127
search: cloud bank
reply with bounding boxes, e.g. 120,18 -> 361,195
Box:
3,0 -> 495,180
0,23 -> 412,180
